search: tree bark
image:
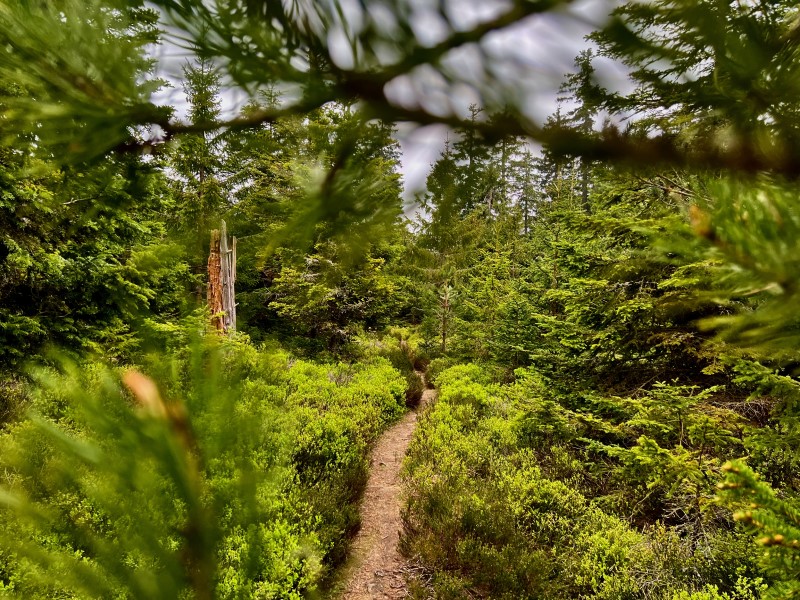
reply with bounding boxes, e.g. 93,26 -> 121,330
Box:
207,229 -> 224,332
220,220 -> 236,333
208,222 -> 237,333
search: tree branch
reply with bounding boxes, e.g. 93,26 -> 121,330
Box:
359,0 -> 575,81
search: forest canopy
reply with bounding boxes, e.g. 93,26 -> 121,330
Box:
6,0 -> 800,173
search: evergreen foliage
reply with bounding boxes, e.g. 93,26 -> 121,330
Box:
3,0 -> 800,598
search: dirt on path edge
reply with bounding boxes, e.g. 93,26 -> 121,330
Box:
336,372 -> 436,600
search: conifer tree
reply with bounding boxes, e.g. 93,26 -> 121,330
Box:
170,58 -> 227,274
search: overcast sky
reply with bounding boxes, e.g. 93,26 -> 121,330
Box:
392,0 -> 626,203
151,0 -> 627,206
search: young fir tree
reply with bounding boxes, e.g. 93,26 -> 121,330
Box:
170,58 -> 227,275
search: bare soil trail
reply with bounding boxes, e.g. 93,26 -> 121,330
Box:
338,374 -> 436,600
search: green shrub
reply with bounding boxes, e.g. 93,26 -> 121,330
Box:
0,337 -> 406,599
402,365 -> 767,600
0,375 -> 29,427
425,357 -> 457,386
355,328 -> 428,406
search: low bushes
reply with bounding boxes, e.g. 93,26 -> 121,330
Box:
0,335 -> 406,599
402,365 -> 766,600
355,326 -> 428,406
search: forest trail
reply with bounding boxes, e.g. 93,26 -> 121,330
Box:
339,373 -> 436,599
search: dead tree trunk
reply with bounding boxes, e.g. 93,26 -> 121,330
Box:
220,220 -> 236,333
207,229 -> 224,332
439,286 -> 452,354
207,221 -> 237,333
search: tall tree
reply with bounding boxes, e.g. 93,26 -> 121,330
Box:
170,59 -> 227,269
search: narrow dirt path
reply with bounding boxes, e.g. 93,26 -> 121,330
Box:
339,374 -> 436,600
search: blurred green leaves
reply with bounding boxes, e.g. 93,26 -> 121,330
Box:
682,176 -> 800,360
1,360 -> 210,599
5,0 -> 800,178
0,0 -> 169,160
0,334 -> 411,598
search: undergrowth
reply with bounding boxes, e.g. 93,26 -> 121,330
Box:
0,334 -> 406,599
401,364 -> 769,600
